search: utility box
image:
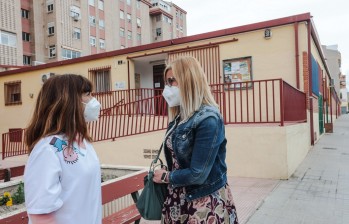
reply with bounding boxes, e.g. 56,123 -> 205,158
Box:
325,123 -> 333,133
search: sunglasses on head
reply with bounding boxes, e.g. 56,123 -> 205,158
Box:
165,77 -> 176,86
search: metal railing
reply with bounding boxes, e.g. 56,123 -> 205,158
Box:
2,129 -> 26,160
88,94 -> 168,142
210,79 -> 307,126
2,80 -> 307,159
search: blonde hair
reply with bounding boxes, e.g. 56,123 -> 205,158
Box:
164,56 -> 218,121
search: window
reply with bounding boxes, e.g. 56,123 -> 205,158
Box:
47,3 -> 54,12
4,81 -> 21,106
49,45 -> 56,58
99,39 -> 105,49
127,13 -> 131,23
48,22 -> 55,35
90,36 -> 96,46
127,31 -> 132,40
23,55 -> 31,65
98,0 -> 104,10
137,33 -> 141,41
62,48 -> 81,59
156,28 -> 161,36
119,28 -> 125,37
99,19 -> 104,28
120,10 -> 124,19
126,0 -> 131,5
156,15 -> 161,22
164,16 -> 171,24
70,6 -> 81,20
136,18 -> 141,27
0,31 -> 17,47
22,32 -> 30,42
73,27 -> 81,39
136,0 -> 140,8
90,69 -> 111,92
89,16 -> 96,26
21,9 -> 29,18
89,0 -> 95,6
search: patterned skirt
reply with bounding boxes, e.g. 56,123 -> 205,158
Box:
161,184 -> 239,224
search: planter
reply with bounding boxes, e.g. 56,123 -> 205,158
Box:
0,165 -> 147,222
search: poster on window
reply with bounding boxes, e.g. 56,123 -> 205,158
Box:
223,57 -> 252,90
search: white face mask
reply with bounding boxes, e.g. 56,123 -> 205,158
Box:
83,97 -> 101,122
162,85 -> 181,107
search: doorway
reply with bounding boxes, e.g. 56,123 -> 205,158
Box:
153,64 -> 166,115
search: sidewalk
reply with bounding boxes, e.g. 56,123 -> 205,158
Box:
246,114 -> 349,224
2,115 -> 348,223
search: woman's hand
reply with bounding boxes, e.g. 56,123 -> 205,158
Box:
153,168 -> 169,184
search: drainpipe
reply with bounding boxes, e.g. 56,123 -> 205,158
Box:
307,21 -> 314,145
127,60 -> 131,111
294,22 -> 300,89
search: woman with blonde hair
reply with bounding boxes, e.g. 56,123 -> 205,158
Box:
153,56 -> 239,223
24,74 -> 102,224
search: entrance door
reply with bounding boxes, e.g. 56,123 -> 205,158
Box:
153,64 -> 166,115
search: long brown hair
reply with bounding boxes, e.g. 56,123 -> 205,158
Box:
164,56 -> 218,121
25,74 -> 93,153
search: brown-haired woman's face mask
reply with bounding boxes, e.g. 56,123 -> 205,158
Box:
82,93 -> 101,122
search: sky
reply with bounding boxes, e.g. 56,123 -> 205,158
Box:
169,0 -> 349,89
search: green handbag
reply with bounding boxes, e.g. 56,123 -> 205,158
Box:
136,143 -> 168,220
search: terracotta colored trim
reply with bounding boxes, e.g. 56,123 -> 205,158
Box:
294,22 -> 300,89
170,3 -> 187,14
149,8 -> 173,19
0,64 -> 29,69
0,13 -> 311,77
141,0 -> 152,7
310,20 -> 332,82
127,38 -> 238,59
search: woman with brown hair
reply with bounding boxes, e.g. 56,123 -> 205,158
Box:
24,74 -> 102,224
153,56 -> 239,223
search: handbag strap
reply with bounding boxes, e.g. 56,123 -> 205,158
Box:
151,115 -> 179,167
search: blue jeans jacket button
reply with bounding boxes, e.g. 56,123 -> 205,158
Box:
182,134 -> 186,139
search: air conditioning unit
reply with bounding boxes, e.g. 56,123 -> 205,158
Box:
41,73 -> 55,83
73,15 -> 79,21
32,61 -> 45,66
137,23 -> 141,28
154,37 -> 157,40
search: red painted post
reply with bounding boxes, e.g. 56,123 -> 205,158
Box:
280,79 -> 285,126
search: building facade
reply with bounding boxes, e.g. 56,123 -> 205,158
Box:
0,0 -> 187,71
0,13 -> 341,179
340,74 -> 348,114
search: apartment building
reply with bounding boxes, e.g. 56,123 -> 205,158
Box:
0,0 -> 186,71
340,74 -> 348,114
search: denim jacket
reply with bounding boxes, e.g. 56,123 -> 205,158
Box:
164,105 -> 228,201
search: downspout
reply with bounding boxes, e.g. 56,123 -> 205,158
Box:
307,21 -> 314,145
127,60 -> 131,109
294,22 -> 300,89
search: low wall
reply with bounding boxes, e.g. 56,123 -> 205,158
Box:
95,123 -> 310,179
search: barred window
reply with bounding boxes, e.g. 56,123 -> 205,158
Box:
4,81 -> 22,106
89,67 -> 111,92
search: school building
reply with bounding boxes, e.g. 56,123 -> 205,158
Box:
0,12 -> 340,179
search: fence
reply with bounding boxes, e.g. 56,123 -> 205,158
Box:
2,129 -> 26,160
210,79 -> 307,125
2,79 -> 307,159
88,94 -> 168,142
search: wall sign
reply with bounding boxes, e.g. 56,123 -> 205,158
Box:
223,57 -> 252,89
